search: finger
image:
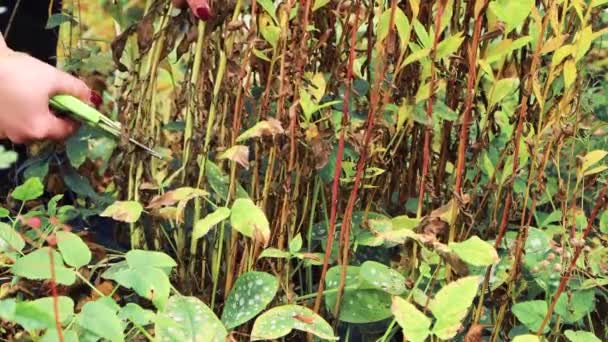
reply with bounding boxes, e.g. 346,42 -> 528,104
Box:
50,70 -> 92,103
44,112 -> 79,141
187,0 -> 212,20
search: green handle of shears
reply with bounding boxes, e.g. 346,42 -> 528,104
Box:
49,95 -> 101,125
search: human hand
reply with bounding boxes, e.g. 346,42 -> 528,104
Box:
172,0 -> 212,21
0,41 -> 92,144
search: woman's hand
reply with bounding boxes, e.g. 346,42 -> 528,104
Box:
172,0 -> 212,21
0,38 -> 92,143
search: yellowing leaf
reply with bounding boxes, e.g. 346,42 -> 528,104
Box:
392,297 -> 430,342
236,118 -> 285,142
308,73 -> 326,102
394,8 -> 410,49
192,207 -> 231,242
147,187 -> 207,209
541,34 -> 568,55
575,26 -> 593,62
218,145 -> 250,169
449,236 -> 500,266
580,150 -> 608,175
563,59 -> 577,89
552,44 -> 573,66
230,198 -> 271,246
100,201 -> 143,223
584,165 -> 608,177
513,335 -> 540,342
429,276 -> 481,339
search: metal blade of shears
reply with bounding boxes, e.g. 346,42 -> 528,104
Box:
50,95 -> 164,160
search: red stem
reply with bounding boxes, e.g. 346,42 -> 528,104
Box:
418,0 -> 448,214
454,3 -> 485,194
48,246 -> 64,342
536,183 -> 608,335
313,2 -> 361,314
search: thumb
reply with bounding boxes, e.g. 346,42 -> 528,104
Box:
44,110 -> 79,141
50,69 -> 91,103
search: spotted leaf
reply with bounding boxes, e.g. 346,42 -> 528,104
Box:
251,305 -> 336,341
360,261 -> 406,295
221,272 -> 278,329
156,296 -> 227,342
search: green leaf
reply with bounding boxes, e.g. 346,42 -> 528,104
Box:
600,211 -> 608,234
45,13 -> 77,29
66,132 -> 88,168
192,207 -> 231,242
258,247 -> 291,259
113,266 -> 171,309
555,290 -> 595,323
512,300 -> 549,333
429,276 -> 481,339
394,8 -> 411,48
312,0 -> 330,11
251,305 -> 337,341
42,329 -> 78,342
0,222 -> 25,255
260,22 -> 280,49
14,296 -> 74,332
56,231 -> 92,268
100,201 -> 143,223
119,303 -> 155,326
24,159 -> 49,180
360,261 -> 406,295
230,198 -> 271,246
401,48 -> 430,69
12,247 -> 75,285
488,0 -> 534,33
78,300 -> 124,342
12,177 -> 44,202
257,0 -> 278,24
289,233 -> 303,253
436,32 -> 464,59
449,236 -> 500,266
0,207 -> 9,218
325,266 -> 392,323
413,20 -> 431,48
221,272 -> 279,329
156,296 -> 227,342
565,330 -> 602,342
125,249 -> 177,271
0,146 -> 18,169
391,297 -> 431,342
377,8 -> 395,42
488,78 -> 519,109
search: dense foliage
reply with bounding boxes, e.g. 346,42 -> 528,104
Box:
2,0 -> 608,341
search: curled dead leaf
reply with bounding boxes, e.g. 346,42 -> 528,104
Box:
218,145 -> 250,169
236,118 -> 285,142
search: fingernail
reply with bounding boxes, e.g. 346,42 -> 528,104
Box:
196,6 -> 211,21
90,91 -> 102,108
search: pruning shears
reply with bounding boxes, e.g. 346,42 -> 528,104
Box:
49,95 -> 163,160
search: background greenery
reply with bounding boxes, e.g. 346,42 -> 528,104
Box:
2,0 -> 608,341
